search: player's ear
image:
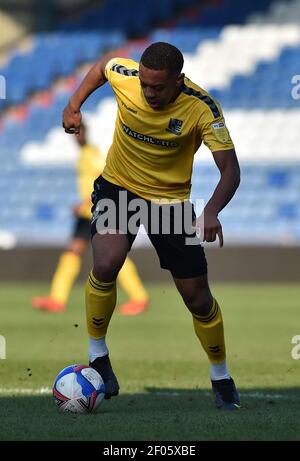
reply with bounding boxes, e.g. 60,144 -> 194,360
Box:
176,73 -> 185,87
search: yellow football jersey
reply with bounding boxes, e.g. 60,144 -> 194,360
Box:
102,57 -> 234,201
77,144 -> 106,218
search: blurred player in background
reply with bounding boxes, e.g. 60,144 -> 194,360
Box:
31,123 -> 149,315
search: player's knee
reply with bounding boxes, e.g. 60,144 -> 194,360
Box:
183,290 -> 213,316
93,256 -> 121,281
67,246 -> 85,257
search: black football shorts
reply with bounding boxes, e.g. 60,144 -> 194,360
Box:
91,176 -> 207,279
72,217 -> 91,241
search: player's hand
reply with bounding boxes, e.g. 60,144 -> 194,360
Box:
62,102 -> 82,135
203,209 -> 223,247
193,209 -> 223,247
72,203 -> 82,216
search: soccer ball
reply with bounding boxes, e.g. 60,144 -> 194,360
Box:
52,364 -> 105,414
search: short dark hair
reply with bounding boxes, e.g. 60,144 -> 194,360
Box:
140,42 -> 184,76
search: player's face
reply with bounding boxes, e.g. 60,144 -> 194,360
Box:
139,64 -> 183,110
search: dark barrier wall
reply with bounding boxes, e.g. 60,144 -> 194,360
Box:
0,247 -> 299,282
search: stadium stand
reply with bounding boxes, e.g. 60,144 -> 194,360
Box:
0,9 -> 28,51
0,0 -> 300,247
248,0 -> 300,24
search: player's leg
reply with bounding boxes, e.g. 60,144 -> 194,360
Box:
32,218 -> 90,312
86,176 -> 138,398
87,232 -> 129,337
173,275 -> 227,372
148,201 -> 240,410
86,232 -> 130,399
49,238 -> 87,306
173,274 -> 224,360
116,256 -> 149,315
173,274 -> 240,410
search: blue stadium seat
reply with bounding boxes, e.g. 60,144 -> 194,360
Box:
277,203 -> 297,220
267,170 -> 289,188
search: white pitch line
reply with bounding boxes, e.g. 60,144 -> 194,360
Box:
0,388 -> 298,400
0,387 -> 52,395
151,391 -> 297,400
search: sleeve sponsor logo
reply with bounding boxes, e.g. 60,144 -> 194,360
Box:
211,120 -> 231,143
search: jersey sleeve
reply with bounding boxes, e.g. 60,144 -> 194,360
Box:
104,57 -> 139,89
104,57 -> 119,82
198,103 -> 235,153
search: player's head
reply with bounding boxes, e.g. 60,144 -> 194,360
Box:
139,42 -> 184,110
76,123 -> 87,146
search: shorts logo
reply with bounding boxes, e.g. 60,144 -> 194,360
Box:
211,120 -> 231,143
166,118 -> 183,136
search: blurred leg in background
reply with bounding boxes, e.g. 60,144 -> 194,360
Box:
32,218 -> 149,314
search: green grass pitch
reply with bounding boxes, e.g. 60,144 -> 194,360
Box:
0,282 -> 299,441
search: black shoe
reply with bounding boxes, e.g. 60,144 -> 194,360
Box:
89,355 -> 120,400
211,378 -> 241,411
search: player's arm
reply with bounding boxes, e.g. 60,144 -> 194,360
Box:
62,52 -> 116,135
204,148 -> 240,246
72,198 -> 91,216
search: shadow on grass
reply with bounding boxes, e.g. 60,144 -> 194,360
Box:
0,387 -> 299,441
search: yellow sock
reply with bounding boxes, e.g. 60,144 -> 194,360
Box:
117,257 -> 148,302
86,271 -> 116,339
192,298 -> 226,365
50,251 -> 81,304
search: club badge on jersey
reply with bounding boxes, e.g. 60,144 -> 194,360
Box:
166,118 -> 184,136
